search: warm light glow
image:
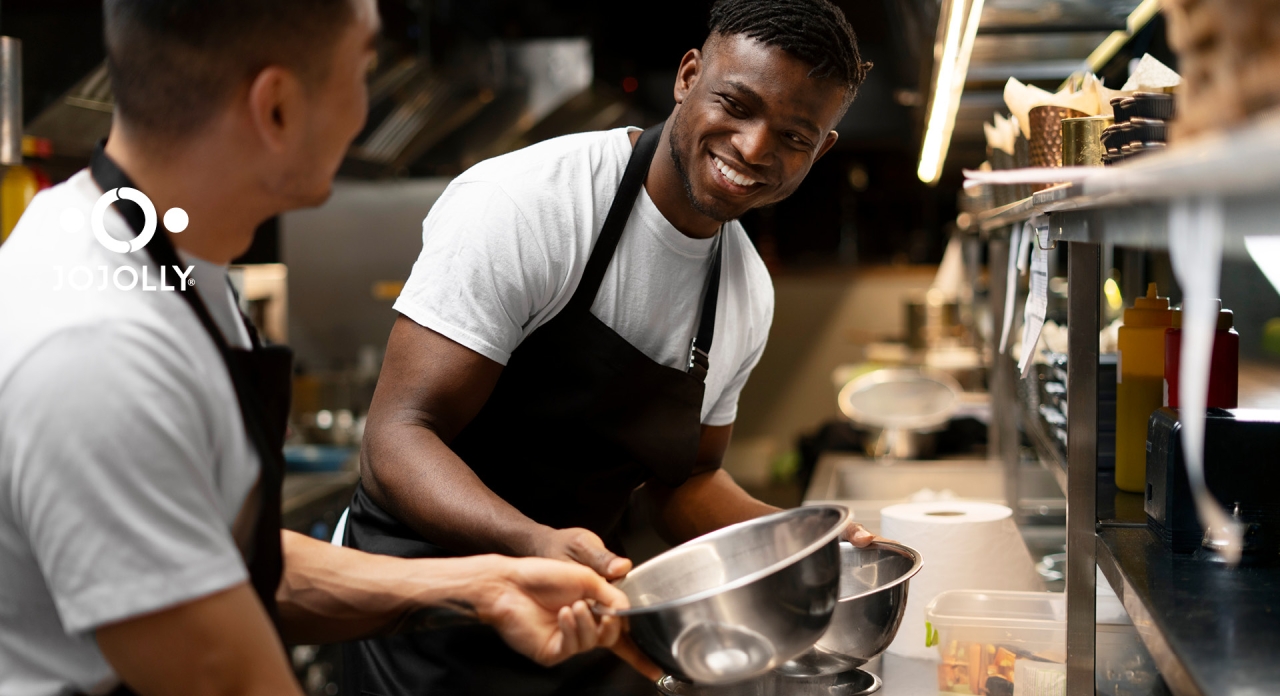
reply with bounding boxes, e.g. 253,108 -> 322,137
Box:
917,0 -> 985,184
1104,277 -> 1124,311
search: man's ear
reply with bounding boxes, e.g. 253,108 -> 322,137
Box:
673,48 -> 703,106
814,130 -> 839,162
246,66 -> 304,153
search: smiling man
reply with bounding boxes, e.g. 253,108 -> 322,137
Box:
346,0 -> 872,693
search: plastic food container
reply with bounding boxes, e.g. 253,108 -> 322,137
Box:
924,590 -> 1162,696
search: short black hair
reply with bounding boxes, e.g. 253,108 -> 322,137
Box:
105,0 -> 355,141
708,0 -> 871,106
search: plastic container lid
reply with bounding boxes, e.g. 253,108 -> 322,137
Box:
1123,283 -> 1172,327
1170,300 -> 1233,330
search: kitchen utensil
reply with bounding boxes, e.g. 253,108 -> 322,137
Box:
1061,115 -> 1114,167
603,506 -> 851,685
904,294 -> 963,350
810,541 -> 922,666
837,369 -> 962,459
655,667 -> 881,696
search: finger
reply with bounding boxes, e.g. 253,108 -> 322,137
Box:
578,570 -> 631,611
566,531 -> 632,579
597,614 -> 622,648
572,600 -> 597,651
610,633 -> 664,681
558,605 -> 579,657
844,523 -> 875,547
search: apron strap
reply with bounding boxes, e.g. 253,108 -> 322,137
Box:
565,124 -> 664,316
686,235 -> 722,383
564,123 -> 724,383
88,143 -> 286,626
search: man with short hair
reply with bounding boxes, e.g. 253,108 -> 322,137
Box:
0,1 -> 643,694
348,0 -> 875,693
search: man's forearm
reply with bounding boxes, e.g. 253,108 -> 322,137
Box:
651,469 -> 780,544
360,420 -> 549,558
276,530 -> 506,644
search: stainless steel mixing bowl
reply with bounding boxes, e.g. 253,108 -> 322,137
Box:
655,667 -> 881,696
603,506 -> 850,685
809,541 -> 922,666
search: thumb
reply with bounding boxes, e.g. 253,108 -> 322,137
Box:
566,531 -> 632,579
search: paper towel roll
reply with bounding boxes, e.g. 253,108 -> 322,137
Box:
881,501 -> 1044,659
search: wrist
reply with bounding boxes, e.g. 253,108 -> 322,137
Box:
512,522 -> 555,559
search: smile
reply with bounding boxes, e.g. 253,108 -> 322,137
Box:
712,155 -> 761,188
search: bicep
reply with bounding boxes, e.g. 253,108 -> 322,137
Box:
97,583 -> 300,696
367,316 -> 505,443
692,423 -> 733,476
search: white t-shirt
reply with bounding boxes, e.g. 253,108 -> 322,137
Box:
0,170 -> 258,696
395,127 -> 774,426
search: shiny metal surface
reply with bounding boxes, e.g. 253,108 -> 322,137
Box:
838,370 -> 963,459
0,38 -> 21,166
609,506 -> 850,685
811,542 -> 922,666
655,667 -> 881,696
1065,241 -> 1099,696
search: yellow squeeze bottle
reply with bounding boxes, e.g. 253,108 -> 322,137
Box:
1115,283 -> 1172,493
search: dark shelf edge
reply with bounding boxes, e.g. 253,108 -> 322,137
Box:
1095,531 -> 1202,696
1096,527 -> 1280,696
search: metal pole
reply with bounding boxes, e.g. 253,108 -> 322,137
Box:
0,36 -> 20,166
1066,240 -> 1100,695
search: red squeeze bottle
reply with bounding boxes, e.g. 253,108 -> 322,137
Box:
1164,301 -> 1239,409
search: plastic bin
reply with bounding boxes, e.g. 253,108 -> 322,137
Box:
924,590 -> 1163,696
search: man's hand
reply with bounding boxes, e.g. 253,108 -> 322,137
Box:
843,520 -> 877,547
531,526 -> 632,580
473,555 -> 662,679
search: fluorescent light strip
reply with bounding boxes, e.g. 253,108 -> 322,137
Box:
917,0 -> 985,184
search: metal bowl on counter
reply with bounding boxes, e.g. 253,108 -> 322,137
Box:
655,667 -> 881,696
601,506 -> 850,685
809,541 -> 922,667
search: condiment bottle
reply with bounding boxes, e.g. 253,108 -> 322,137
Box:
1164,301 -> 1239,409
1116,283 -> 1172,493
0,163 -> 38,243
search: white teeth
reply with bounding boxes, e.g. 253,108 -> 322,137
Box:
713,156 -> 758,187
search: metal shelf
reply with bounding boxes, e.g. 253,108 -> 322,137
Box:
974,114 -> 1280,257
1096,527 -> 1280,696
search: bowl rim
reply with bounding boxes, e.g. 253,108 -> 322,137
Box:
834,540 -> 924,604
600,505 -> 851,617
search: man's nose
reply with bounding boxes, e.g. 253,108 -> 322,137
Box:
732,121 -> 772,170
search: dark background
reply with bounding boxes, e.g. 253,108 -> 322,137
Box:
5,0 -> 956,268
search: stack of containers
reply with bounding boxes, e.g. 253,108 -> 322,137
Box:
1101,93 -> 1177,165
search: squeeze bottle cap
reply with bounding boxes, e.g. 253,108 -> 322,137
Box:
1124,283 -> 1172,327
1170,300 -> 1233,330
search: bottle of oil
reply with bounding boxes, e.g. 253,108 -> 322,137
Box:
1116,283 -> 1173,493
0,163 -> 37,243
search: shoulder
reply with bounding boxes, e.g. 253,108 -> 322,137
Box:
444,128 -> 633,214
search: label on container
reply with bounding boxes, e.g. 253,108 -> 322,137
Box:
1013,659 -> 1065,696
1017,240 -> 1049,378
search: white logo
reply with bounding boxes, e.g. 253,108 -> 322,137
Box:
53,189 -> 195,292
89,187 -> 188,253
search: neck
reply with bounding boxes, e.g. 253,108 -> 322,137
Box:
643,114 -> 723,240
103,121 -> 274,265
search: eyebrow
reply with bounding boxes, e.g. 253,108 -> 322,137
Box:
722,79 -> 822,136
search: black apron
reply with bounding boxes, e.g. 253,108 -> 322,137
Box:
342,124 -> 723,695
89,145 -> 292,696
